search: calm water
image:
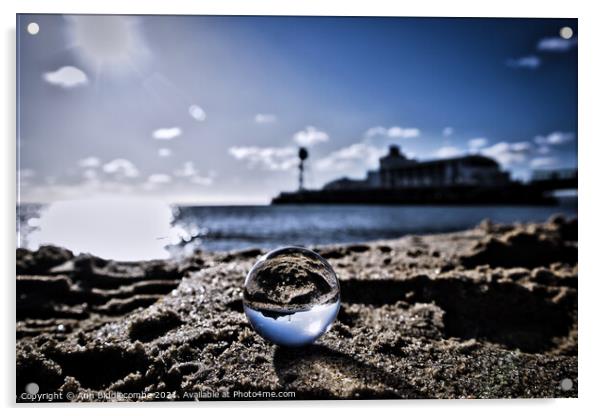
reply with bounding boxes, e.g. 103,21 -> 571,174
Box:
172,200 -> 577,252
18,199 -> 577,259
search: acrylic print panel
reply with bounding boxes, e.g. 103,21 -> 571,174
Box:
16,14 -> 577,402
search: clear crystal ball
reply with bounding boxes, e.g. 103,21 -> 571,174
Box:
243,246 -> 340,347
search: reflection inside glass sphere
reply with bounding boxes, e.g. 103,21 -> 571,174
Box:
243,246 -> 340,347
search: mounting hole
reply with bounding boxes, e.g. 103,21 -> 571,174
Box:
27,22 -> 40,35
559,26 -> 573,40
560,378 -> 573,391
25,382 -> 39,395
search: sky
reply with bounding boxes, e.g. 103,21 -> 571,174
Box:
17,15 -> 578,204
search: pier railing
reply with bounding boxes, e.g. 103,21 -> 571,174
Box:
531,169 -> 577,191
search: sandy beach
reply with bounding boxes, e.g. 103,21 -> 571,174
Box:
16,215 -> 577,401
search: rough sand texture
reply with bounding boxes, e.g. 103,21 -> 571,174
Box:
16,216 -> 577,401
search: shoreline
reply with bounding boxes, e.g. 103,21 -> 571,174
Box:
16,216 -> 577,400
17,200 -> 577,255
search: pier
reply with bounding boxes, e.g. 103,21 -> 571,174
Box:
272,145 -> 577,205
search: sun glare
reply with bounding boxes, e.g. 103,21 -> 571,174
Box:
66,15 -> 150,77
28,198 -> 181,261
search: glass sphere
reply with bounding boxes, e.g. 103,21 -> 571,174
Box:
243,246 -> 340,347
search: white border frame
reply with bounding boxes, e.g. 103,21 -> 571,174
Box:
2,0 -> 599,414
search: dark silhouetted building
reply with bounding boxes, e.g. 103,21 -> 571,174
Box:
323,145 -> 510,190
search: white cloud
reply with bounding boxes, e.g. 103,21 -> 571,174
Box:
365,126 -> 420,139
315,143 -> 383,173
43,66 -> 88,88
481,142 -> 533,167
189,105 -> 206,121
229,146 -> 298,171
364,126 -> 387,137
173,162 -> 215,185
434,146 -> 463,159
147,174 -> 172,184
511,142 -> 532,152
255,114 -> 277,124
152,127 -> 182,140
190,170 -> 216,186
389,126 -> 420,138
82,169 -> 98,181
537,37 -> 577,52
506,55 -> 541,69
102,159 -> 139,178
174,161 -> 198,177
442,127 -> 454,137
293,126 -> 329,147
534,131 -> 575,146
78,156 -> 101,168
158,148 -> 172,157
530,157 -> 558,169
468,137 -> 488,150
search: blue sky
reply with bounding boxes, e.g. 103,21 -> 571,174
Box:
17,15 -> 577,203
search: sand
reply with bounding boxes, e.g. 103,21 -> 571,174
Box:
16,215 -> 577,401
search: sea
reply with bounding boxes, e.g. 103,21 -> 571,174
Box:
17,198 -> 577,261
